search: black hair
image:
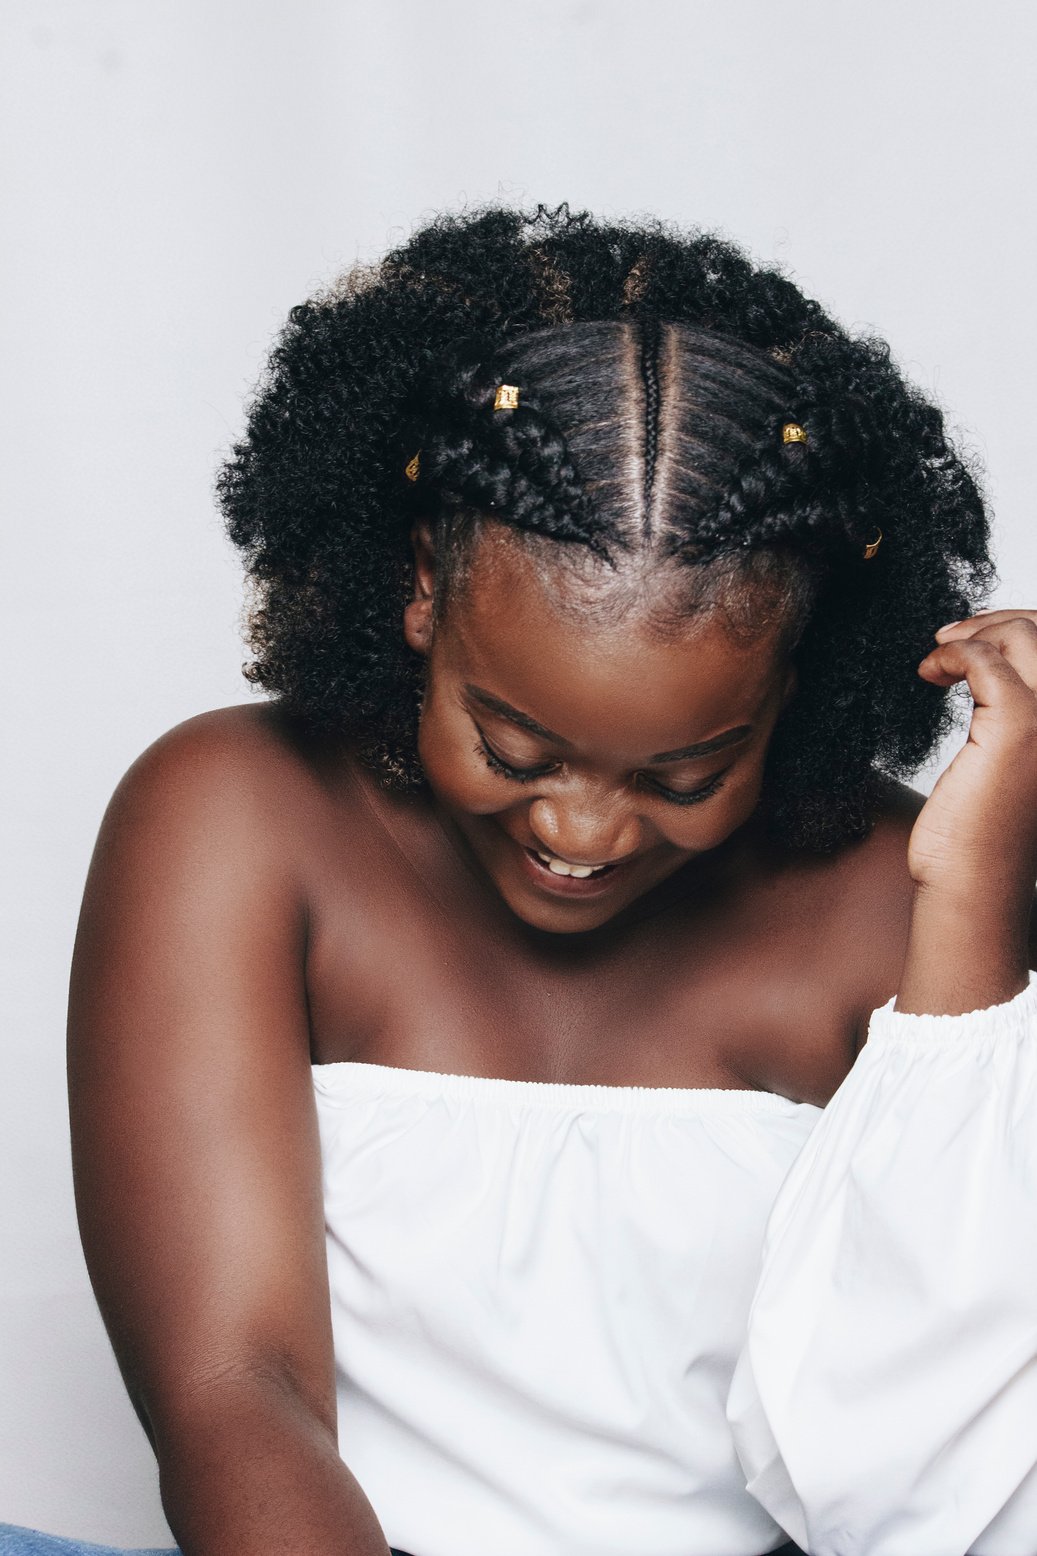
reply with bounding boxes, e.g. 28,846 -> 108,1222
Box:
218,201 -> 994,851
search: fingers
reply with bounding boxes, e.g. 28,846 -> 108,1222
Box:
935,609 -> 1037,640
927,613 -> 1037,699
918,638 -> 1037,730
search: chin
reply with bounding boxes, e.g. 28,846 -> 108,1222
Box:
502,887 -> 629,936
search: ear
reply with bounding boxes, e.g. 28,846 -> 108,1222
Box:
403,519 -> 437,656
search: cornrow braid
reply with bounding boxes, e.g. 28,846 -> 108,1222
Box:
401,343 -> 608,557
691,329 -> 947,565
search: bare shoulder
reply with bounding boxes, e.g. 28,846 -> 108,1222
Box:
106,701 -> 376,852
838,773 -> 1036,947
116,701 -> 335,797
855,775 -> 926,870
776,775 -> 922,913
806,777 -> 924,1049
75,704 -> 394,992
76,704 -> 330,1007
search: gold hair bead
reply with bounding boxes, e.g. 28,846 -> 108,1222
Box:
782,421 -> 808,446
862,528 -> 883,560
404,450 -> 421,482
493,383 -> 521,411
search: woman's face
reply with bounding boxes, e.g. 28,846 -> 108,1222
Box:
405,523 -> 797,935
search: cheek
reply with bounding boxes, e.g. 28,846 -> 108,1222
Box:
714,757 -> 770,837
724,761 -> 768,827
416,706 -> 513,816
652,760 -> 767,851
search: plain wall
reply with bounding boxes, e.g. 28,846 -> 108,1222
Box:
3,0 -> 1035,1541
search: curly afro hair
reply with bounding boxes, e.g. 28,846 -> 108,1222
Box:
218,201 -> 995,852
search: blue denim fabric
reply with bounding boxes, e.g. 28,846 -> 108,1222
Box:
0,1532 -> 178,1556
0,1532 -> 414,1556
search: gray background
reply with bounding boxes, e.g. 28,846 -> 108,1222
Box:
2,0 -> 1035,1541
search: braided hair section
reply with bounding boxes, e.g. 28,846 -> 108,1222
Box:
400,341 -> 608,558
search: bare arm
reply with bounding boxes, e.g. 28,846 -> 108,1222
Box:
68,712 -> 391,1556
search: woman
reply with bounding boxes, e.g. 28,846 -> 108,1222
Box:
6,203 -> 1037,1556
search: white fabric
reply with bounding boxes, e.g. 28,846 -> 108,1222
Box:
727,971 -> 1037,1556
312,971 -> 1037,1556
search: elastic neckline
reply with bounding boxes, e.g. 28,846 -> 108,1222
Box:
311,1059 -> 815,1115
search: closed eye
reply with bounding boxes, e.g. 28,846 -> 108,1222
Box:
640,770 -> 729,807
474,735 -> 557,783
475,731 -> 730,807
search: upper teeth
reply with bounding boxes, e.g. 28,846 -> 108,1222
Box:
536,850 -> 607,878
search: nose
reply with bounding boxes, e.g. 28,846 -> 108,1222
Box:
528,789 -> 643,867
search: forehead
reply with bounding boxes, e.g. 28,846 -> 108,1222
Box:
442,528 -> 787,752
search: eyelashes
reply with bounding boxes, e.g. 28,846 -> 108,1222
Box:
475,738 -> 551,785
472,735 -> 729,808
647,770 -> 728,807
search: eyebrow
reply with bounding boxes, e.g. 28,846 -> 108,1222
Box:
463,684 -> 753,764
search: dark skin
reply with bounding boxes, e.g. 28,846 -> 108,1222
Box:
67,518 -> 1037,1556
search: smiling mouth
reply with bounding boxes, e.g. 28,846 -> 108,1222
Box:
529,847 -> 616,879
516,842 -> 626,896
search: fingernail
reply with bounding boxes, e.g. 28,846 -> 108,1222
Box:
935,620 -> 961,635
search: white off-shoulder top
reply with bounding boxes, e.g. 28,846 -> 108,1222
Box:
311,973 -> 1037,1556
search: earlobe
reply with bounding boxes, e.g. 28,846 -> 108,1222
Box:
403,597 -> 434,656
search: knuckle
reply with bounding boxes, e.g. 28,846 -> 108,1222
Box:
979,617 -> 1037,646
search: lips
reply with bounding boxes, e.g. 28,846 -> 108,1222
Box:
530,846 -> 614,879
516,840 -> 626,898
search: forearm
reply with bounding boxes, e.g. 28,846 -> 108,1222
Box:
896,878 -> 1033,1016
153,1375 -> 392,1556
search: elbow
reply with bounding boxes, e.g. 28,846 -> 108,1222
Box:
143,1349 -> 337,1472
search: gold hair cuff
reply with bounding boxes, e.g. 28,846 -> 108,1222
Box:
494,383 -> 521,411
862,529 -> 883,560
404,450 -> 421,482
782,422 -> 807,445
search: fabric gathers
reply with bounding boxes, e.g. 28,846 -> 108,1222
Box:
727,972 -> 1037,1555
312,972 -> 1037,1556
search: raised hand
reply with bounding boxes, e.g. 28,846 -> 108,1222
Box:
897,609 -> 1037,1015
910,610 -> 1037,892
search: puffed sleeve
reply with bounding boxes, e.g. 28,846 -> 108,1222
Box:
725,971 -> 1037,1556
